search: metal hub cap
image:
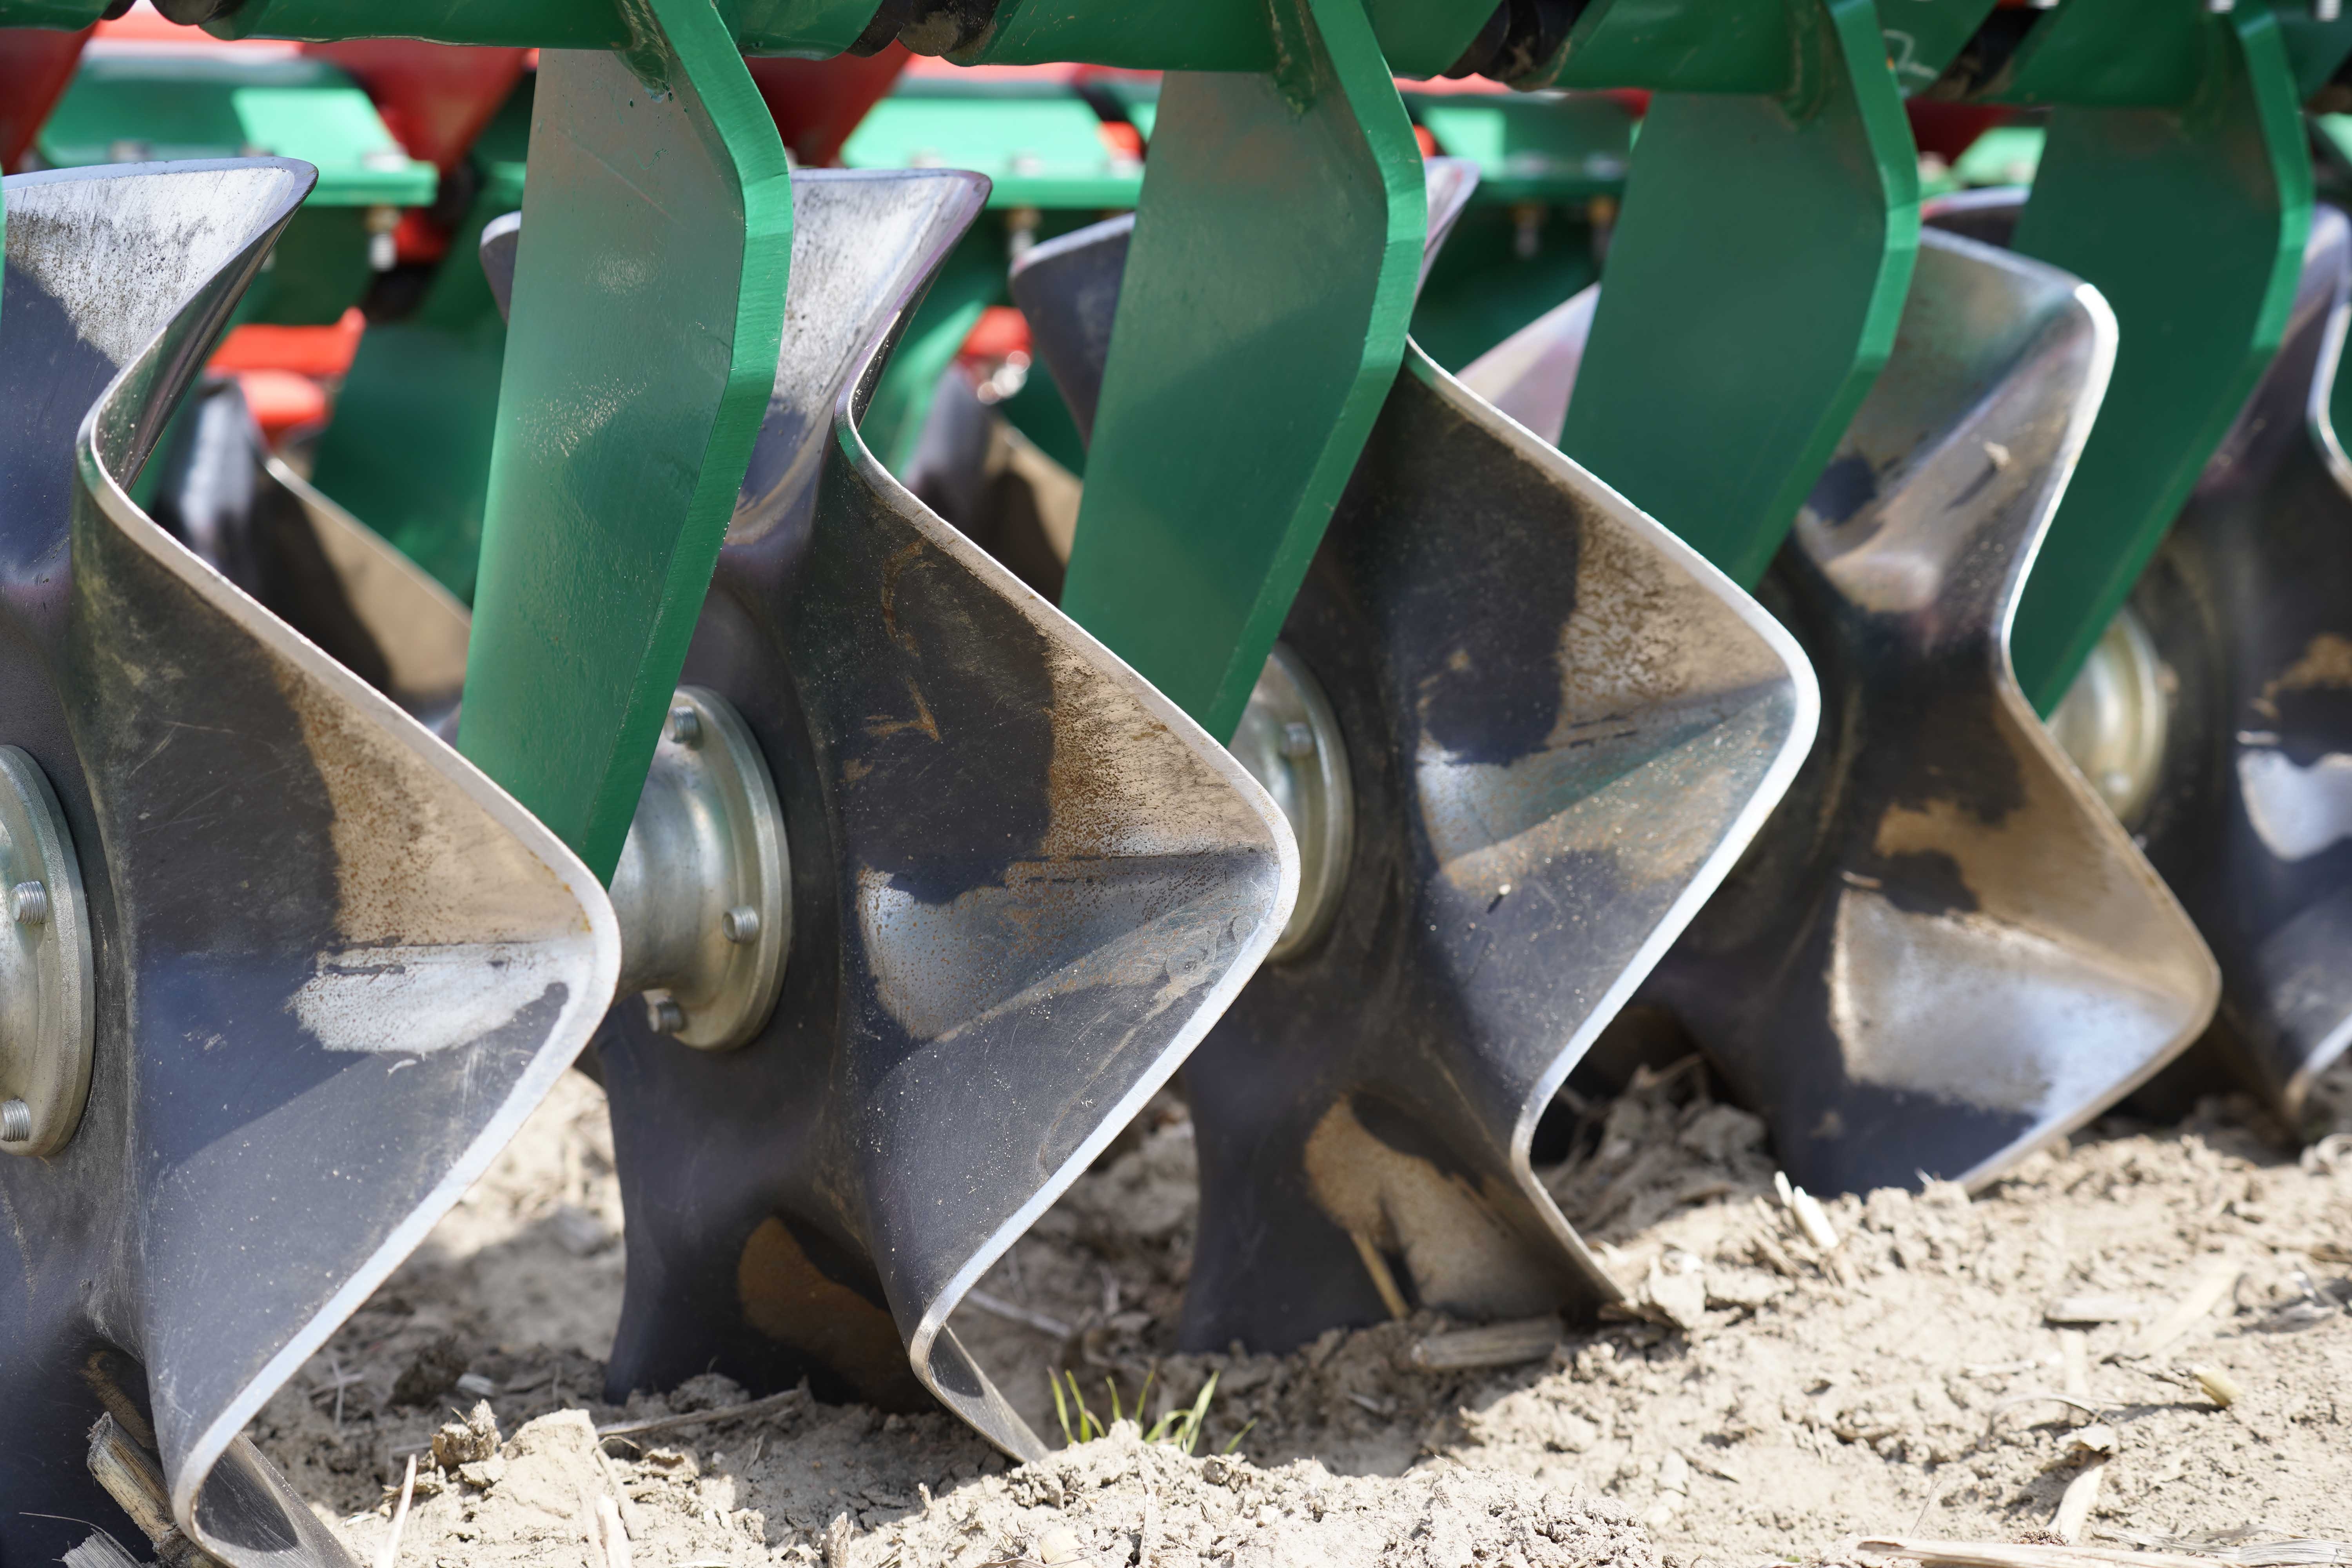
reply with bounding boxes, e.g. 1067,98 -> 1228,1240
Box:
1229,643 -> 1352,963
610,687 -> 791,1050
0,747 -> 93,1159
2046,604 -> 2170,829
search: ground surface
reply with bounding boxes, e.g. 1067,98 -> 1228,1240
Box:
248,1060 -> 2352,1568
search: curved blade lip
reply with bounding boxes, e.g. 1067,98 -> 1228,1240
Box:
1421,156 -> 1479,287
52,160 -> 622,1534
1399,349 -> 1824,1212
825,206 -> 1303,1408
1907,221 -> 2219,1172
2278,209 -> 2352,1111
1805,230 -> 2210,1189
1933,234 -> 2125,661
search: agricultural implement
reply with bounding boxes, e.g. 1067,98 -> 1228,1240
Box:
0,0 -> 2350,1558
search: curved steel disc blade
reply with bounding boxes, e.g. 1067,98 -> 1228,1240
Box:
553,172 -> 1294,1456
150,378 -> 471,725
2124,206 -> 2352,1120
1012,203 -> 1817,1354
1637,231 -> 2219,1191
0,163 -> 618,1561
1456,282 -> 1595,448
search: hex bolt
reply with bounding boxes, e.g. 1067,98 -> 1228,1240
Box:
8,881 -> 46,926
1281,722 -> 1318,760
645,995 -> 687,1035
722,906 -> 761,944
0,1100 -> 29,1143
668,705 -> 703,748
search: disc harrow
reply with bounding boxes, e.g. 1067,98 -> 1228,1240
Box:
5,0 -> 2352,1551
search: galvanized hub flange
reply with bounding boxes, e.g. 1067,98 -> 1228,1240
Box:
0,746 -> 94,1158
2047,605 -> 2169,828
611,687 -> 792,1050
1229,646 -> 1352,963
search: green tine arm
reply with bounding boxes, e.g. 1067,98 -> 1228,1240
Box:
1982,0 -> 2312,714
456,7 -> 791,881
1534,0 -> 1922,589
963,0 -> 1445,741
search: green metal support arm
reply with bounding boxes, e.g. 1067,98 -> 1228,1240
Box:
1526,0 -> 1922,590
1036,0 -> 1431,740
1976,0 -> 2312,713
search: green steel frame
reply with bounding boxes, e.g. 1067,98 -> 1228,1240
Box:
1984,0 -> 2316,713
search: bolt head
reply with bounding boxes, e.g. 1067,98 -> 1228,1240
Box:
722,905 -> 761,944
668,705 -> 703,748
1280,721 -> 1317,760
644,995 -> 687,1035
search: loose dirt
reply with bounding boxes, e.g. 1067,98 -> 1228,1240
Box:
248,1061 -> 2352,1567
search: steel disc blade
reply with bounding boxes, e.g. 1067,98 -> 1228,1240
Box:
1639,231 -> 2218,1192
517,171 -> 1296,1457
150,378 -> 471,725
2125,206 -> 2352,1120
0,162 -> 618,1561
1012,204 -> 1817,1353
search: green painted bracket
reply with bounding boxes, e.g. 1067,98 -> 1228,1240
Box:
1984,0 -> 2312,713
1042,0 -> 1428,740
0,2 -> 107,24
957,0 -> 1483,76
38,50 -> 435,204
456,5 -> 792,881
838,78 -> 1143,208
1546,0 -> 1920,588
179,0 -> 878,57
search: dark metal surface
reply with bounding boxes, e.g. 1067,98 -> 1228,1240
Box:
1012,206 -> 1817,1356
494,172 -> 1293,1456
1632,231 -> 2219,1192
2124,205 -> 2352,1121
0,162 -> 619,1563
151,379 -> 472,725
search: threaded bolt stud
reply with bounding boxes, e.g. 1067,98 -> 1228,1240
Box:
722,906 -> 761,944
645,995 -> 687,1035
668,705 -> 702,747
0,1100 -> 30,1143
9,881 -> 47,926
